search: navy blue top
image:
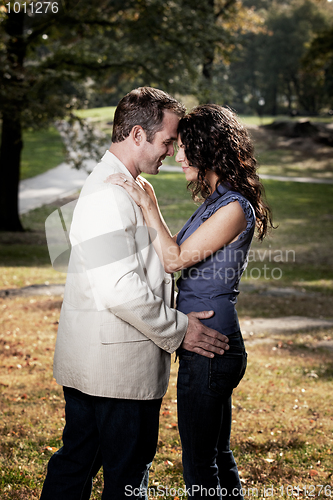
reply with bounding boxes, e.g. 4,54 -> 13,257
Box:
176,184 -> 255,335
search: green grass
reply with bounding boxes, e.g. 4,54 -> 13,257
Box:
18,107 -> 333,181
1,176 -> 332,295
20,127 -> 65,180
239,114 -> 333,126
75,106 -> 116,122
75,106 -> 116,135
74,106 -> 333,127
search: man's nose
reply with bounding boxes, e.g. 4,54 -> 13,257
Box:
167,143 -> 175,157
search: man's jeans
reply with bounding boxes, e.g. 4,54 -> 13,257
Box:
177,332 -> 247,499
40,387 -> 162,500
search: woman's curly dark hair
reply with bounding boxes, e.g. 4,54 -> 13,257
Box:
177,104 -> 274,240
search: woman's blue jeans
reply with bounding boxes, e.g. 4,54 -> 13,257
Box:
177,332 -> 247,499
40,387 -> 162,499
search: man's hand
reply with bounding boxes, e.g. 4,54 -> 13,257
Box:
182,311 -> 229,358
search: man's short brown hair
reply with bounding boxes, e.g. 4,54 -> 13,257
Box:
111,87 -> 186,143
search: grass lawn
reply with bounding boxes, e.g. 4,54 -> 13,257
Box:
0,297 -> 332,498
1,175 -> 333,297
20,127 -> 65,180
19,106 -> 333,181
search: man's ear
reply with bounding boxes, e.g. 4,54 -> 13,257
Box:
130,125 -> 146,146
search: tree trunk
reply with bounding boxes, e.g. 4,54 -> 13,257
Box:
201,56 -> 215,104
197,0 -> 215,104
0,113 -> 24,231
0,10 -> 26,231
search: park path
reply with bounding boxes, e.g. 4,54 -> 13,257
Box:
19,160 -> 333,214
1,282 -> 333,350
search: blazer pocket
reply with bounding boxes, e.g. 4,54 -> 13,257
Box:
99,321 -> 150,345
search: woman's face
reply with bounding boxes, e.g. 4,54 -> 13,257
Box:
175,137 -> 199,182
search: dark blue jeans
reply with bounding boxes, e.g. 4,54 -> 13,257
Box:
40,387 -> 162,500
177,332 -> 247,499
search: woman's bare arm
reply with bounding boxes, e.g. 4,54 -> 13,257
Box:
105,173 -> 247,273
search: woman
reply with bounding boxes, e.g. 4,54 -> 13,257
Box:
107,104 -> 273,498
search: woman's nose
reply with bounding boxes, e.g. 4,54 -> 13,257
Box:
175,149 -> 182,162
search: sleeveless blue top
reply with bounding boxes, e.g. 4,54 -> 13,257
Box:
176,183 -> 255,336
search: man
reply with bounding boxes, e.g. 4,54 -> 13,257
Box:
40,87 -> 229,499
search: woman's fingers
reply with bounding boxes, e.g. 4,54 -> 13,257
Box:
104,173 -> 148,207
104,173 -> 132,186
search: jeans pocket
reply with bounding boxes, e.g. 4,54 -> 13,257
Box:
209,351 -> 247,397
177,347 -> 195,361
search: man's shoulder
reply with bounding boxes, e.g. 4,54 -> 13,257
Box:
74,167 -> 137,224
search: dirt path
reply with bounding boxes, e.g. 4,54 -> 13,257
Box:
1,283 -> 332,350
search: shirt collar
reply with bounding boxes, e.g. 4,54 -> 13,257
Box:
204,183 -> 230,205
100,150 -> 135,179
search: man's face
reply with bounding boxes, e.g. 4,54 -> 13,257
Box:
139,111 -> 179,175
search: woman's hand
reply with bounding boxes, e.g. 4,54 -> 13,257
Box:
104,173 -> 152,209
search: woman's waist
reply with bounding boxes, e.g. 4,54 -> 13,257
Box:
177,267 -> 244,294
176,294 -> 240,336
176,283 -> 240,301
179,262 -> 246,280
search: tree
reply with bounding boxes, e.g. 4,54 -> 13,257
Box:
1,0 -> 240,231
302,26 -> 333,110
192,0 -> 264,105
227,0 -> 333,115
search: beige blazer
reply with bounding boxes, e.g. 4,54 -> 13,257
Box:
53,151 -> 188,399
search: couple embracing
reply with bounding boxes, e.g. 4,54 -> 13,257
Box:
40,87 -> 272,499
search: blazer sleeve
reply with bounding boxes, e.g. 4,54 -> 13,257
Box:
70,183 -> 188,353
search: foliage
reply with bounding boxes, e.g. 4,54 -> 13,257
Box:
55,115 -> 108,170
302,26 -> 333,110
226,0 -> 333,115
1,0 -> 332,233
0,0 -> 247,231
